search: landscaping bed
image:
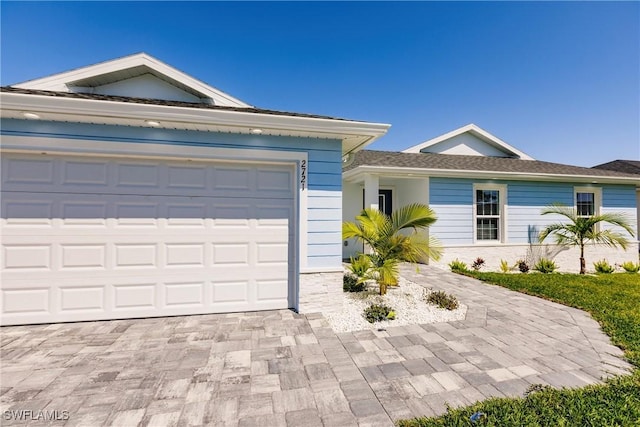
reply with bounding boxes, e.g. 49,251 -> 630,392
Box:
324,276 -> 466,333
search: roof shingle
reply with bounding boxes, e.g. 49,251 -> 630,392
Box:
345,150 -> 640,179
0,86 -> 353,122
592,160 -> 640,175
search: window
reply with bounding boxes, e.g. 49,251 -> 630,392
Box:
474,185 -> 506,242
576,192 -> 595,217
574,187 -> 601,222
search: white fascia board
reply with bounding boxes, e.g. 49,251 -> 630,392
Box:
0,92 -> 390,154
342,165 -> 640,185
13,53 -> 250,108
402,124 -> 535,161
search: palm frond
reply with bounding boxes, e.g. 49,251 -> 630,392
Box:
391,203 -> 438,232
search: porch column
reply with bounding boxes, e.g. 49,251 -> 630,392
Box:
363,174 -> 379,211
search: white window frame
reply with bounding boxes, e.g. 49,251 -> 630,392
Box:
574,186 -> 601,217
473,183 -> 507,243
574,186 -> 602,232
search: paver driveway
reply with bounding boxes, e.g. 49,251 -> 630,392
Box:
1,266 -> 633,426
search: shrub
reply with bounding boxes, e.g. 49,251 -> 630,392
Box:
471,257 -> 485,271
621,261 -> 640,273
594,259 -> 615,274
348,254 -> 372,279
363,303 -> 396,323
343,274 -> 366,292
499,259 -> 510,273
426,290 -> 459,310
449,259 -> 468,273
534,258 -> 557,274
516,260 -> 529,273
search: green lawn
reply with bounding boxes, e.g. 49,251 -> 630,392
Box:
398,272 -> 640,427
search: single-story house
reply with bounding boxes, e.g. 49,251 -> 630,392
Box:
593,160 -> 640,236
0,53 -> 390,325
343,124 -> 640,271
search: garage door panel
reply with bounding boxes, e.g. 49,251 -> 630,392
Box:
1,153 -> 295,325
2,287 -> 50,315
164,281 -> 205,308
2,155 -> 294,199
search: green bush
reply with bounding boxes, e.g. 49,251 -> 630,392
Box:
516,260 -> 529,273
348,254 -> 372,279
449,259 -> 468,273
499,259 -> 510,273
363,303 -> 396,323
534,258 -> 557,274
425,290 -> 459,310
343,274 -> 366,292
594,259 -> 615,274
621,261 -> 640,273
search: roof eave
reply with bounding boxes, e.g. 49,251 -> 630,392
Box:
0,91 -> 390,155
342,165 -> 640,185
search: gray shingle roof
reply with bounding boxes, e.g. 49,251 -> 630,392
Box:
593,160 -> 640,175
345,150 -> 640,179
0,86 -> 353,122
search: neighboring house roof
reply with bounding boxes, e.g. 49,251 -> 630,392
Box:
12,52 -> 250,107
593,160 -> 640,175
402,123 -> 535,160
343,150 -> 640,184
1,54 -> 390,155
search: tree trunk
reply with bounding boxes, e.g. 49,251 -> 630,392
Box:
379,283 -> 387,295
579,243 -> 586,274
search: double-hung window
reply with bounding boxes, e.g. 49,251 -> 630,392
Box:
575,186 -> 601,223
474,184 -> 506,242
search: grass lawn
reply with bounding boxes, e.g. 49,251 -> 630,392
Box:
398,272 -> 640,427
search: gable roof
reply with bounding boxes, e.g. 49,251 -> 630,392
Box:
343,150 -> 640,184
1,55 -> 391,155
593,160 -> 640,175
402,124 -> 535,160
12,52 -> 250,107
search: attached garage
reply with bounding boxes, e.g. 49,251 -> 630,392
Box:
0,53 -> 389,325
2,152 -> 295,324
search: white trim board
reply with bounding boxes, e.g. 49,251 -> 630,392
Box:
13,53 -> 251,108
0,91 -> 390,155
343,166 -> 640,185
402,124 -> 534,160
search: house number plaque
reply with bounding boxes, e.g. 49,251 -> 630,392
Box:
300,160 -> 307,190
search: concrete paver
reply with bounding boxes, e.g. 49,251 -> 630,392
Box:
0,265 -> 633,426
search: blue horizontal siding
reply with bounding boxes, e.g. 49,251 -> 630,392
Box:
603,185 -> 636,208
428,177 -> 637,245
2,119 -> 343,270
429,178 -> 474,244
508,182 -> 573,206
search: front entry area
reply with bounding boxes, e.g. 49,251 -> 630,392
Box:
0,152 -> 295,325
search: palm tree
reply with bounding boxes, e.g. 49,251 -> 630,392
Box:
539,203 -> 635,274
343,203 -> 442,295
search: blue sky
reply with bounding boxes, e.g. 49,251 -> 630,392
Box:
2,2 -> 638,166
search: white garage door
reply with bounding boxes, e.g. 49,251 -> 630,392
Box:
0,153 -> 295,325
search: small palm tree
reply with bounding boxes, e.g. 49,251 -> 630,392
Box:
539,203 -> 635,274
343,203 -> 442,295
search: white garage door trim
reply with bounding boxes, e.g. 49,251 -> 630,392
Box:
1,136 -> 308,325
